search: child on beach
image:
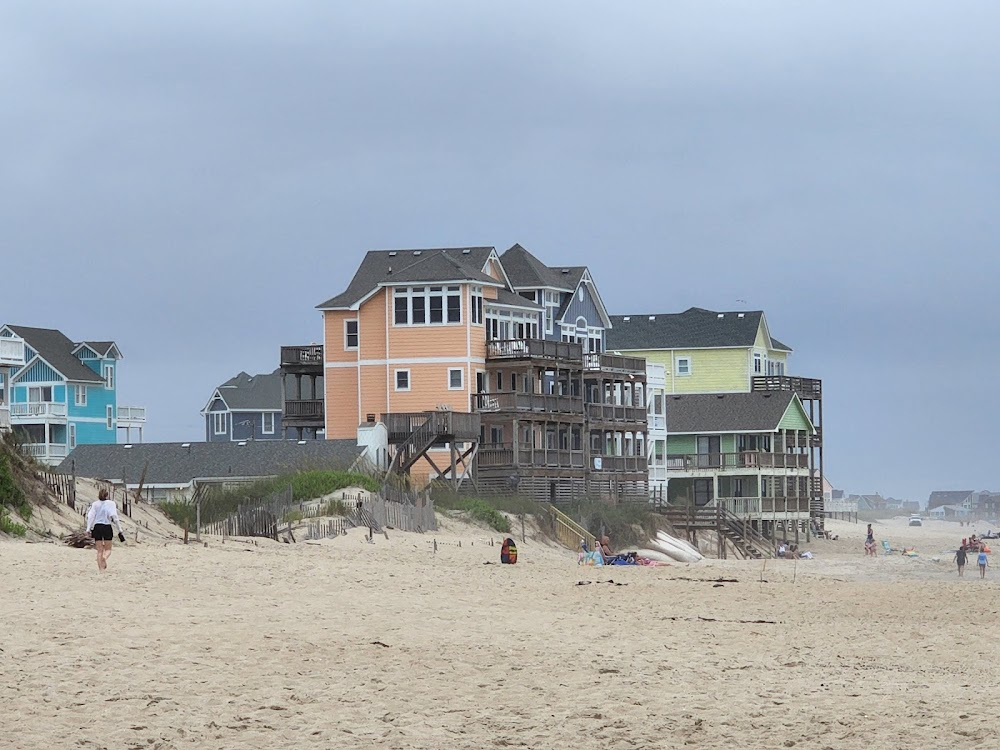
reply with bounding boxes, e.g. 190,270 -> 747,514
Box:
978,549 -> 988,579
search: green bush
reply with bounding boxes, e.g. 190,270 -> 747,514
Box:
159,500 -> 196,529
0,510 -> 27,537
461,499 -> 511,533
0,452 -> 31,525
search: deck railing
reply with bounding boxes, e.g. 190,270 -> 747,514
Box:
117,406 -> 146,423
477,443 -> 585,470
472,392 -> 584,415
11,402 -> 67,419
752,375 -> 822,399
592,455 -> 648,472
486,338 -> 584,363
585,403 -> 647,424
383,411 -> 481,443
0,407 -> 9,430
280,345 -> 324,367
284,399 -> 324,419
23,443 -> 68,459
666,452 -> 809,470
0,338 -> 25,366
716,496 -> 812,516
583,352 -> 646,374
648,414 -> 666,431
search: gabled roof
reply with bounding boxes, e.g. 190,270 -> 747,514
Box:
666,391 -> 810,433
606,308 -> 788,351
76,341 -> 123,359
927,490 -> 974,509
499,244 -> 586,291
60,440 -> 364,486
316,247 -> 500,310
491,287 -> 542,310
203,370 -> 283,413
4,325 -> 106,383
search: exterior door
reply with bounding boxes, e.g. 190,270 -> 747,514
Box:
697,436 -> 721,468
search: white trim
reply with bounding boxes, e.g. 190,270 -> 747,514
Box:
106,405 -> 114,429
344,319 -> 359,351
213,412 -> 228,435
318,278 -> 505,312
261,411 -> 275,435
103,363 -> 115,390
675,356 -> 692,376
73,384 -> 87,407
327,356 -> 486,368
68,416 -> 120,424
447,367 -> 464,390
483,248 -> 515,290
394,369 -> 411,392
200,389 -> 231,415
68,422 -> 77,449
11,353 -> 103,385
392,285 -> 464,326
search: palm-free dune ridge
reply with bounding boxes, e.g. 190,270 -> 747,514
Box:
2,515 -> 996,749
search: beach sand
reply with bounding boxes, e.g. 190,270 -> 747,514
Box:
2,514 -> 997,749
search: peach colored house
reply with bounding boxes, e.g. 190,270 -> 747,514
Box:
317,246 -> 648,501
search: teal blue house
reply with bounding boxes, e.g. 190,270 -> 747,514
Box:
0,325 -> 146,465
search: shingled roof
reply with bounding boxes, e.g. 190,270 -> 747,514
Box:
927,490 -> 974,510
5,325 -> 107,383
666,391 -> 809,433
209,370 -> 283,412
61,440 -> 364,486
499,244 -> 586,291
316,247 -> 500,310
606,309 -> 790,352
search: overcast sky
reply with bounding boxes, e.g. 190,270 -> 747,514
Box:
3,1 -> 998,503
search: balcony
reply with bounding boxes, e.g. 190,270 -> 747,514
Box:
11,402 -> 67,421
585,403 -> 647,424
648,414 -> 666,432
383,411 -> 481,444
0,338 -> 25,367
117,406 -> 146,426
716,496 -> 812,517
284,399 -> 324,419
583,352 -> 646,376
280,345 -> 325,372
478,443 -> 585,470
486,338 -> 583,363
592,455 -> 648,473
23,442 -> 68,461
666,452 -> 810,471
752,375 -> 822,399
472,392 -> 584,416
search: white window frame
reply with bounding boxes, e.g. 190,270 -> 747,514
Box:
447,368 -> 464,390
262,412 -> 275,434
543,290 -> 560,335
471,286 -> 484,326
676,357 -> 692,377
213,412 -> 227,435
74,385 -> 87,407
393,286 -> 463,326
103,364 -> 114,390
106,405 -> 114,429
394,369 -> 411,392
753,352 -> 762,374
68,423 -> 76,450
344,319 -> 359,350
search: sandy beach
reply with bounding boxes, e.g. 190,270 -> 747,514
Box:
2,514 -> 998,749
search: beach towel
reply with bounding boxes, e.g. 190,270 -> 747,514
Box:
579,551 -> 604,566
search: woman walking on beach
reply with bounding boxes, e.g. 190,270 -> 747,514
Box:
955,547 -> 968,577
85,489 -> 126,572
978,549 -> 988,579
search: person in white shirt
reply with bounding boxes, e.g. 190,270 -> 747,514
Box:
85,489 -> 126,572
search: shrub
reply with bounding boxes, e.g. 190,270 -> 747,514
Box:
461,499 -> 511,533
0,510 -> 27,537
0,452 -> 31,524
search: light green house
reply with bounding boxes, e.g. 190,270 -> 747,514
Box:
663,391 -> 815,530
606,308 -> 791,394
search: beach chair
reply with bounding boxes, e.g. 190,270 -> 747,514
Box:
881,539 -> 894,555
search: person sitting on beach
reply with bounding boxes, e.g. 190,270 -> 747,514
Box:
777,543 -> 787,558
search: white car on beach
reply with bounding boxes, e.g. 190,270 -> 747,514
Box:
908,514 -> 923,527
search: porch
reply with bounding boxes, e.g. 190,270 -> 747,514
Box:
666,451 -> 810,472
0,337 -> 26,367
117,405 -> 147,443
11,402 -> 67,422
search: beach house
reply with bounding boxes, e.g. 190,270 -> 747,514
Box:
201,370 -> 284,442
316,245 -> 648,502
0,325 -> 146,464
606,309 -> 824,534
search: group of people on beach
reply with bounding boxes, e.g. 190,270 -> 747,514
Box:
955,535 -> 989,578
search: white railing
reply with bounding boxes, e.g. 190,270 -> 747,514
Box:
117,406 -> 146,422
647,414 -> 666,431
11,402 -> 67,419
0,407 -> 9,430
0,338 -> 25,366
24,443 -> 68,459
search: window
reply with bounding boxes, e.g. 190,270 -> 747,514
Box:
475,371 -> 487,394
676,357 -> 691,376
495,372 -> 503,392
543,291 -> 560,335
489,425 -> 504,444
471,287 -> 484,325
74,385 -> 87,407
106,405 -> 114,429
69,423 -> 76,450
753,353 -> 762,374
213,412 -> 227,435
395,369 -> 410,391
28,386 -> 53,402
104,364 -> 114,390
344,320 -> 359,350
394,286 -> 462,325
448,368 -> 464,390
262,412 -> 275,434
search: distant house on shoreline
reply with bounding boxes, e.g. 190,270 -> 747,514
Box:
201,370 -> 283,442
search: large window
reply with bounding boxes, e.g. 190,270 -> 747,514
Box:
28,386 -> 53,402
262,412 -> 275,434
104,364 -> 114,390
393,286 -> 462,326
213,412 -> 227,435
74,385 -> 87,407
485,309 -> 540,341
753,352 -> 762,374
543,290 -> 560,335
471,287 -> 484,325
344,320 -> 359,350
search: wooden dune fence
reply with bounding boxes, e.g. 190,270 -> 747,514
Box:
202,506 -> 279,541
365,492 -> 437,533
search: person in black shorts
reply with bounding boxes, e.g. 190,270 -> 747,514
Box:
955,547 -> 968,577
86,489 -> 126,572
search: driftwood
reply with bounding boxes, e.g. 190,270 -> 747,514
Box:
64,531 -> 95,549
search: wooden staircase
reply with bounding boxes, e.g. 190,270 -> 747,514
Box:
655,503 -> 774,560
545,504 -> 596,551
